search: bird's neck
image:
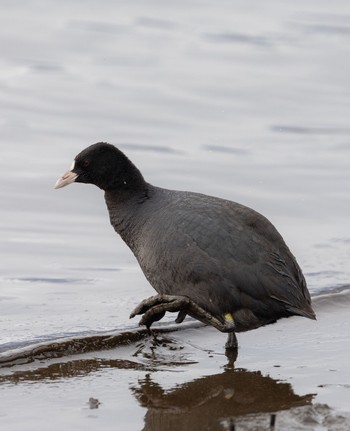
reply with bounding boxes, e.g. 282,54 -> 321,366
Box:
104,184 -> 151,250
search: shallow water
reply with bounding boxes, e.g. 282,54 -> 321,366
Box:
1,0 -> 350,429
1,292 -> 350,430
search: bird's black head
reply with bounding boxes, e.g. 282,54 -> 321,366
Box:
55,142 -> 145,192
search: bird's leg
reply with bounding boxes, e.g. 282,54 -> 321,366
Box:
225,332 -> 238,350
130,294 -> 236,335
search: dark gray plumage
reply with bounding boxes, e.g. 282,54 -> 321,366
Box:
55,142 -> 316,350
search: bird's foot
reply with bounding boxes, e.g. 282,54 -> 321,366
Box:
130,294 -> 237,335
129,294 -> 190,329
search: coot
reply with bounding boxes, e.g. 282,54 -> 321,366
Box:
55,142 -> 316,349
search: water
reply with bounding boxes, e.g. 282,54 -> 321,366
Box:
1,1 -> 350,428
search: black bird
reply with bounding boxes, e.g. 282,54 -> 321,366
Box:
55,142 -> 316,349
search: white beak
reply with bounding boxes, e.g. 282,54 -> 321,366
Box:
54,171 -> 78,189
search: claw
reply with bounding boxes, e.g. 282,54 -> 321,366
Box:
139,310 -> 165,329
129,309 -> 138,319
129,294 -> 161,318
138,300 -> 188,329
175,309 -> 187,324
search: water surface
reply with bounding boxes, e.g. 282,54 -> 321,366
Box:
1,0 -> 350,429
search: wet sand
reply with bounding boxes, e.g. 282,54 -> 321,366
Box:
1,289 -> 350,430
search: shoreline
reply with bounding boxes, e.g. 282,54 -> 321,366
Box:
1,290 -> 350,430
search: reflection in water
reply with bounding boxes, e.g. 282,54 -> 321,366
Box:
131,370 -> 313,431
0,346 -> 313,431
0,358 -> 153,385
2,292 -> 350,428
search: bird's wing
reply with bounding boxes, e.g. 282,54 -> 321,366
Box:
136,192 -> 310,317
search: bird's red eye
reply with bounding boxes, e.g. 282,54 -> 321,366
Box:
83,159 -> 90,167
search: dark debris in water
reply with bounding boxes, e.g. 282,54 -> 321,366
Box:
88,397 -> 101,409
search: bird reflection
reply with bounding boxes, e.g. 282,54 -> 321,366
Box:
0,333 -> 314,430
131,368 -> 313,431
